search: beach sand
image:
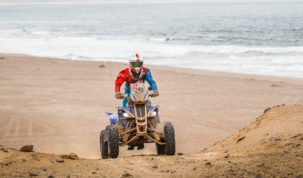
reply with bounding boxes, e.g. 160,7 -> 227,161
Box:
1,104 -> 303,177
0,53 -> 302,159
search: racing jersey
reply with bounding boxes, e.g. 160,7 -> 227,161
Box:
115,67 -> 158,93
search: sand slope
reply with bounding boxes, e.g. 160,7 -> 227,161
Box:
207,104 -> 303,152
0,54 -> 303,159
1,105 -> 303,177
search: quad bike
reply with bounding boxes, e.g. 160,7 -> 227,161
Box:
100,81 -> 175,159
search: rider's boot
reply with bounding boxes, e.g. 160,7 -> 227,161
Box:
137,144 -> 144,150
128,145 -> 134,150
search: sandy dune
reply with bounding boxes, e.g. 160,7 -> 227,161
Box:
1,105 -> 302,177
0,54 -> 303,159
207,104 -> 303,152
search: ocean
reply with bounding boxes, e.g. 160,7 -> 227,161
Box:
0,2 -> 303,78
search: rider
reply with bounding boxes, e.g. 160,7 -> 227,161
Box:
114,53 -> 159,107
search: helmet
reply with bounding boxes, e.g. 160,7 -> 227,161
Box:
129,53 -> 144,74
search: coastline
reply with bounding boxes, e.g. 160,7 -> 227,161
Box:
0,53 -> 303,158
2,52 -> 303,81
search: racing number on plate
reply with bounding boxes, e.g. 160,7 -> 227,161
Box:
134,83 -> 144,93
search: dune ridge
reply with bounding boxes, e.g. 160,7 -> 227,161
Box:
207,104 -> 303,151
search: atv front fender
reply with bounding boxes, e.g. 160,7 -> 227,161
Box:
116,106 -> 135,118
147,104 -> 160,117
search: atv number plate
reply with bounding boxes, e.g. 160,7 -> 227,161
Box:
134,83 -> 144,93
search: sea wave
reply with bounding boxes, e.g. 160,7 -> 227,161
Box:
0,35 -> 302,78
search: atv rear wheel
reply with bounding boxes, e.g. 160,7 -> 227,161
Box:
100,130 -> 108,159
108,126 -> 119,158
164,122 -> 175,155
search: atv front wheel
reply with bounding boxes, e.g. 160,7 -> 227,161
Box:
108,126 -> 119,158
100,130 -> 108,159
164,122 -> 176,155
156,140 -> 165,155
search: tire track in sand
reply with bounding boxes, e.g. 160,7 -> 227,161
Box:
14,118 -> 19,137
1,118 -> 56,139
4,118 -> 16,137
28,119 -> 33,137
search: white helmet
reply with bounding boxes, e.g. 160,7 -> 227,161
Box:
129,53 -> 144,74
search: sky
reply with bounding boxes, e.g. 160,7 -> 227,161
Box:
0,0 -> 302,3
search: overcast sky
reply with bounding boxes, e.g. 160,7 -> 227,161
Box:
0,0 -> 302,3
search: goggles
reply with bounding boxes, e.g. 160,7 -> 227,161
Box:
131,61 -> 143,68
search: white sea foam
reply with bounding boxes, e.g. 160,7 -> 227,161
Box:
148,37 -> 170,42
0,35 -> 302,78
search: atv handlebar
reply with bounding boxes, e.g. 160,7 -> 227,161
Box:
149,91 -> 158,97
116,91 -> 158,99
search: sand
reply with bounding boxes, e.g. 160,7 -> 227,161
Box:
0,53 -> 303,159
1,104 -> 303,177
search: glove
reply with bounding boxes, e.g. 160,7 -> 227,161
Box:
115,92 -> 124,99
151,90 -> 159,97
